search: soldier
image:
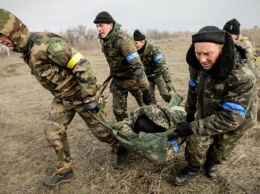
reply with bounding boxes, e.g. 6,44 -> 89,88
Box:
223,18 -> 260,122
111,104 -> 187,164
93,11 -> 151,123
223,18 -> 256,61
93,12 -> 152,168
133,29 -> 174,104
0,8 -> 120,186
168,26 -> 257,186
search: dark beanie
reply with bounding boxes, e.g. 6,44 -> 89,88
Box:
93,11 -> 115,24
192,26 -> 226,44
133,29 -> 146,41
223,18 -> 240,35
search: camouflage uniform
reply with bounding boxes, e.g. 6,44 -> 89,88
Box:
185,39 -> 258,167
111,104 -> 186,163
0,9 -> 116,174
236,35 -> 260,121
138,41 -> 172,104
237,34 -> 257,61
100,23 -> 149,121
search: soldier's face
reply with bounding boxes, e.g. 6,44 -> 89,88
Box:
134,40 -> 145,50
230,34 -> 238,40
0,34 -> 14,49
95,23 -> 113,38
194,42 -> 223,70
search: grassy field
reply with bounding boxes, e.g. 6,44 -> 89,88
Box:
0,35 -> 259,194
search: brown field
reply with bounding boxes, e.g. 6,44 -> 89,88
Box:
0,34 -> 260,194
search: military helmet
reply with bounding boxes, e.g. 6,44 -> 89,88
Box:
0,8 -> 30,52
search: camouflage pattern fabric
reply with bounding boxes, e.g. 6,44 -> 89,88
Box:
140,41 -> 171,82
101,23 -> 149,91
0,8 -> 29,52
110,78 -> 144,121
185,124 -> 248,166
235,35 -> 259,121
237,34 -> 257,61
0,8 -> 116,173
45,97 -> 115,173
185,39 -> 257,167
109,105 -> 186,164
139,41 -> 172,103
99,22 -> 149,121
148,75 -> 171,104
187,59 -> 257,137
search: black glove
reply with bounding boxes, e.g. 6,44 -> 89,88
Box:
168,121 -> 193,139
84,100 -> 100,113
142,89 -> 152,105
186,114 -> 195,123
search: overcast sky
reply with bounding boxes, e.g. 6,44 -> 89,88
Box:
1,0 -> 260,34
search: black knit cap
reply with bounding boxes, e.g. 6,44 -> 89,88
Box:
93,11 -> 115,24
133,29 -> 146,41
223,18 -> 240,35
192,26 -> 226,44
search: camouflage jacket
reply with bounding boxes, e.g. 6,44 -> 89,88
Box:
237,34 -> 256,61
139,40 -> 171,82
23,32 -> 99,101
100,23 -> 149,90
185,41 -> 257,136
0,9 -> 99,102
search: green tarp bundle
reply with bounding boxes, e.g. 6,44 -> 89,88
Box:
94,104 -> 186,164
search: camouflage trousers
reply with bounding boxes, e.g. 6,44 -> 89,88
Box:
185,126 -> 248,167
110,78 -> 144,122
148,75 -> 171,104
44,97 -> 116,174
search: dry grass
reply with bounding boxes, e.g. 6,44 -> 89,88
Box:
0,35 -> 259,194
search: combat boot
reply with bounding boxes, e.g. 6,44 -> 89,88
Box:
43,170 -> 74,187
175,165 -> 200,186
205,161 -> 219,179
114,147 -> 129,169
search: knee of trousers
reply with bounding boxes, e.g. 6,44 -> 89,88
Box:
185,136 -> 213,166
89,126 -> 116,144
113,109 -> 127,122
44,121 -> 66,144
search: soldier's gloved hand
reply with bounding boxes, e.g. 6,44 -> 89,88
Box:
186,113 -> 195,123
84,100 -> 100,114
142,89 -> 152,105
169,121 -> 193,139
166,81 -> 174,91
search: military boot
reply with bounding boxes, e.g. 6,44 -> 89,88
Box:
175,165 -> 200,186
114,147 -> 129,169
205,161 -> 219,179
43,170 -> 74,187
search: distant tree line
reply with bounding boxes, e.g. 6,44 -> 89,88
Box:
58,25 -> 260,50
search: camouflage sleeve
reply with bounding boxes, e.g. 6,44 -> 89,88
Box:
243,39 -> 256,60
71,53 -> 99,101
153,45 -> 171,82
120,38 -> 149,90
190,68 -> 256,136
185,66 -> 198,115
47,37 -> 98,101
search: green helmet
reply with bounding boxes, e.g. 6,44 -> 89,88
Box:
0,8 -> 30,52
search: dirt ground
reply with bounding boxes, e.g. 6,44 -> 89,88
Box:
0,36 -> 259,194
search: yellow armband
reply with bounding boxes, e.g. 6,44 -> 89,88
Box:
67,52 -> 84,69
